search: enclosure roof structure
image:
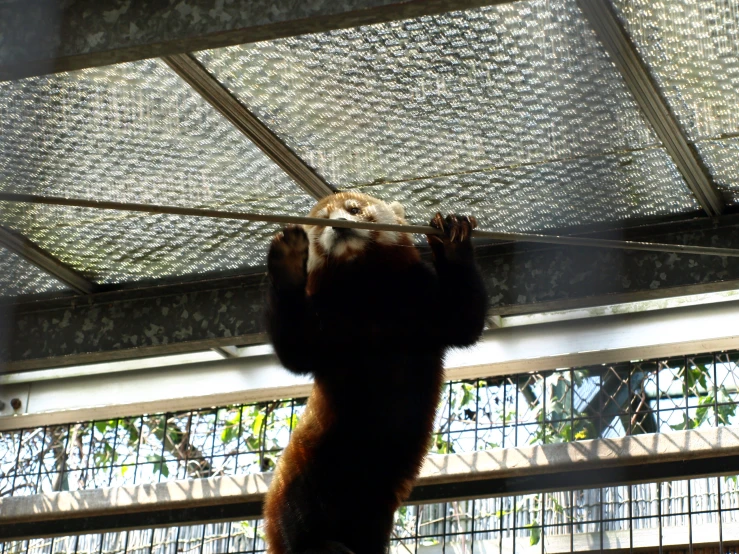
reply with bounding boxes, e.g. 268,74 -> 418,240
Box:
1,0 -> 739,369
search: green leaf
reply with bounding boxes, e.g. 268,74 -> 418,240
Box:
525,523 -> 541,545
669,414 -> 688,432
245,436 -> 260,451
251,412 -> 265,435
460,383 -> 475,409
95,421 -> 110,434
717,400 -> 738,425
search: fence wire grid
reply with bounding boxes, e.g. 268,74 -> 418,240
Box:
4,475 -> 739,553
3,352 -> 739,499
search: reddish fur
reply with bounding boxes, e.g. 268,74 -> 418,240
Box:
264,194 -> 487,554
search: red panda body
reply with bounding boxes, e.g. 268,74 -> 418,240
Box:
264,192 -> 487,554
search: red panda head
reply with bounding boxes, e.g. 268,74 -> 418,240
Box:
304,191 -> 415,274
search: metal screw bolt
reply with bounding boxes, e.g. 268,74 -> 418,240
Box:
10,398 -> 21,410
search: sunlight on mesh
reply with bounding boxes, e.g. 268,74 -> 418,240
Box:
0,58 -> 303,206
351,149 -> 699,232
0,248 -> 68,297
0,58 -> 315,282
0,196 -> 313,283
197,0 -> 659,190
612,0 -> 739,142
696,137 -> 739,200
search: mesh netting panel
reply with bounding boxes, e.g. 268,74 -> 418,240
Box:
0,248 -> 69,297
612,0 -> 739,142
696,137 -> 739,202
0,58 -> 305,206
0,57 -> 319,282
197,0 -> 659,188
350,148 -> 699,232
0,197 -> 313,283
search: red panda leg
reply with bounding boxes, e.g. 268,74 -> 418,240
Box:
266,226 -> 322,375
427,213 -> 488,347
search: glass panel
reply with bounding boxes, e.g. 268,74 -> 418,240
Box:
612,0 -> 739,142
0,247 -> 69,297
197,0 -> 659,189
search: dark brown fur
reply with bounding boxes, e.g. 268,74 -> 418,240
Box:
264,194 -> 487,554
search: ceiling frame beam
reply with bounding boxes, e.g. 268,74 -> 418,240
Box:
163,53 -> 334,200
5,215 -> 739,372
0,0 -> 523,83
577,0 -> 725,217
0,225 -> 97,295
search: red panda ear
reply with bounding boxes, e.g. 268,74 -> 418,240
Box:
388,201 -> 405,220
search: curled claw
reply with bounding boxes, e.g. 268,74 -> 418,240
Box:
448,215 -> 459,242
431,212 -> 445,232
459,216 -> 476,242
427,213 -> 446,244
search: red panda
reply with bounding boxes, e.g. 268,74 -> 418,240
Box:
264,191 -> 487,554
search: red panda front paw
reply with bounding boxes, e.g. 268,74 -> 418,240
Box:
426,213 -> 477,261
268,225 -> 309,289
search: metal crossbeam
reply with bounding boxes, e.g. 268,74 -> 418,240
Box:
5,213 -> 739,372
163,54 -> 334,200
0,225 -> 96,295
1,427 -> 738,540
0,0 -> 523,82
5,297 -> 739,425
0,191 -> 736,258
577,0 -> 725,217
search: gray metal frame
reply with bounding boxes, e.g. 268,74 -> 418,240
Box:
5,296 -> 739,426
163,54 -> 335,200
0,226 -> 96,295
0,0 -> 525,82
577,0 -> 725,216
6,214 -> 739,372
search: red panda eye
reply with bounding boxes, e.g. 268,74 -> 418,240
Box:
349,207 -> 360,215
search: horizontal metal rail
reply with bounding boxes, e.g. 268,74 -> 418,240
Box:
1,427 -> 738,540
4,297 -> 739,429
0,0 -> 523,82
0,192 -> 737,258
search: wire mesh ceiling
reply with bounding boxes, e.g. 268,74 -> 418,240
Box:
611,0 -> 739,201
0,0 -> 737,296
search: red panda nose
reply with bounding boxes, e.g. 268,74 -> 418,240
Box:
332,218 -> 350,233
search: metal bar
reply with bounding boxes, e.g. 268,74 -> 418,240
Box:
2,427 -> 738,540
163,54 -> 334,200
0,0 -> 523,82
576,0 -> 725,217
0,191 -> 737,258
0,225 -> 97,295
5,298 -> 739,428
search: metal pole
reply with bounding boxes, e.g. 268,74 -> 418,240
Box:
1,191 -> 739,258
